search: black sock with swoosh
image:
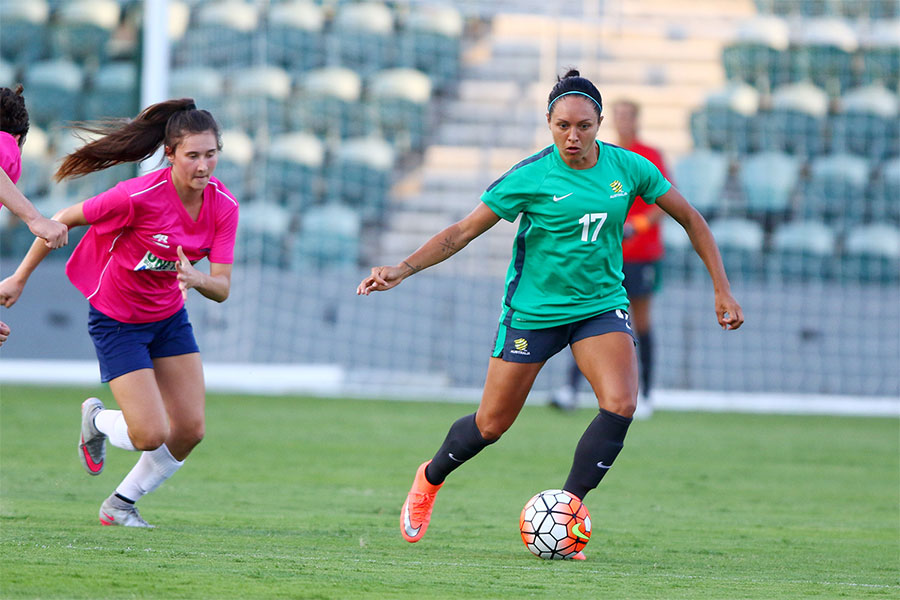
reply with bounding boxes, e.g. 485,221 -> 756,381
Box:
425,413 -> 496,485
563,408 -> 632,500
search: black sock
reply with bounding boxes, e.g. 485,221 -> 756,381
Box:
563,408 -> 632,500
425,413 -> 496,485
637,331 -> 653,397
114,493 -> 135,505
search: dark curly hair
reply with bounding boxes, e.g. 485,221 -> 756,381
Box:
0,84 -> 30,148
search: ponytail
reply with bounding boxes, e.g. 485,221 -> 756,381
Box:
55,98 -> 220,181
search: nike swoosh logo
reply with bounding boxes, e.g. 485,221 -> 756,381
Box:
100,511 -> 115,526
402,502 -> 420,538
553,193 -> 573,202
448,453 -> 463,463
597,461 -> 611,469
81,435 -> 103,472
572,523 -> 590,540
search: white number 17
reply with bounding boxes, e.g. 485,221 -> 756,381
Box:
579,212 -> 607,242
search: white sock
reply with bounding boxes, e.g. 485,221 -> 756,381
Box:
94,409 -> 136,451
115,444 -> 184,503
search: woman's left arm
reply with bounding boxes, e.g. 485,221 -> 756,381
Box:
655,187 -> 744,330
175,245 -> 232,302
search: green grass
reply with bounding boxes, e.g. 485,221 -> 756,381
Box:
1,384 -> 897,599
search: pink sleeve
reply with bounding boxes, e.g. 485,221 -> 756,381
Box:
208,200 -> 239,264
82,184 -> 134,235
0,132 -> 22,185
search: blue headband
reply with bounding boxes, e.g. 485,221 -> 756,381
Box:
547,91 -> 602,114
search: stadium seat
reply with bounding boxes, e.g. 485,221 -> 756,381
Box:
869,156 -> 900,225
673,149 -> 730,218
369,68 -> 433,152
708,217 -> 766,279
689,81 -> 759,154
175,1 -> 259,67
215,129 -> 255,202
789,18 -> 858,96
83,61 -> 138,120
798,153 -> 869,227
23,59 -> 85,127
265,1 -> 325,73
291,203 -> 361,270
661,218 -> 696,280
235,201 -> 292,267
325,136 -> 395,222
262,131 -> 324,211
17,126 -> 51,198
170,66 -> 226,118
840,223 -> 900,282
829,85 -> 899,161
0,0 -> 49,65
223,65 -> 292,135
0,59 -> 14,87
331,2 -> 396,78
758,82 -> 829,157
397,4 -> 464,92
51,0 -> 121,66
768,220 -> 837,281
721,15 -> 790,92
860,19 -> 899,90
739,151 -> 800,225
290,67 -> 365,139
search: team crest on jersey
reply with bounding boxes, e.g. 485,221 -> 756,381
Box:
151,233 -> 170,248
609,180 -> 627,198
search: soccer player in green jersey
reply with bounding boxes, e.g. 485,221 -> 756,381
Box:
357,69 -> 744,556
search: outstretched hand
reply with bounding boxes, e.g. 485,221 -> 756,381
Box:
0,320 -> 9,346
715,290 -> 744,330
0,275 -> 24,308
357,265 -> 408,295
30,217 -> 68,249
175,245 -> 200,300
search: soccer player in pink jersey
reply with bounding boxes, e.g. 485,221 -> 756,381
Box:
0,99 -> 239,527
0,85 -> 69,347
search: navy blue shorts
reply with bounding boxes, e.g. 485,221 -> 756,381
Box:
492,309 -> 635,363
623,260 -> 662,298
88,306 -> 200,382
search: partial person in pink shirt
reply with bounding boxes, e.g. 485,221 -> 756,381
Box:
0,85 -> 69,346
0,98 -> 239,528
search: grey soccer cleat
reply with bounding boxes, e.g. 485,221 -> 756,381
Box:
79,398 -> 107,476
99,495 -> 154,528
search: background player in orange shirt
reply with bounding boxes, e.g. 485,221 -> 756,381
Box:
551,99 -> 668,417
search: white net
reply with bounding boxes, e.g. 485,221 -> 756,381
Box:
1,0 -> 897,403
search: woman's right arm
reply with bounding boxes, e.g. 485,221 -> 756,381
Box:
357,202 -> 501,295
1,168 -> 69,248
0,202 -> 88,308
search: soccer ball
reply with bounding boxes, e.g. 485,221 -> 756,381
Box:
519,489 -> 591,559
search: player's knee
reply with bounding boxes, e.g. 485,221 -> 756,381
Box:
172,421 -> 205,451
130,427 -> 168,451
599,392 -> 637,418
476,417 -> 510,442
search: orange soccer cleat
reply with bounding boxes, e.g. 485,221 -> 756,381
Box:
400,461 -> 443,543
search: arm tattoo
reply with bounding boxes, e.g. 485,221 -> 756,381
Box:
402,261 -> 421,275
439,236 -> 458,256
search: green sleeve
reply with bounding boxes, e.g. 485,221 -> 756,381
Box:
630,152 -> 672,203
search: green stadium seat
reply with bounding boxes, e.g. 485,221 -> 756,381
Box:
215,129 -> 255,202
869,156 -> 900,225
758,82 -> 829,157
24,59 -> 85,127
263,131 -> 324,211
265,1 -> 325,73
175,1 -> 259,67
332,2 -> 396,78
290,67 -> 365,139
689,81 -> 759,154
0,0 -> 49,65
291,203 -> 361,270
224,65 -> 292,135
661,218 -> 696,280
829,85 -> 899,161
51,0 -> 121,66
673,149 -> 730,218
861,20 -> 899,90
235,201 -> 292,267
721,16 -> 790,92
799,153 -> 869,227
0,59 -> 14,87
789,18 -> 858,96
397,5 -> 463,93
83,61 -> 138,120
768,220 -> 837,281
708,217 -> 766,279
369,68 -> 433,152
325,136 -> 395,223
17,126 -> 51,198
739,151 -> 801,224
840,223 -> 900,282
170,66 -> 226,118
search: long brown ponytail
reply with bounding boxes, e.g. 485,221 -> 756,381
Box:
54,98 -> 221,181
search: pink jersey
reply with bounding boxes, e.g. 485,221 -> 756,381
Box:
0,131 -> 22,216
66,167 -> 239,323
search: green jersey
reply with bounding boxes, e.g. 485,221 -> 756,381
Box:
481,141 -> 672,329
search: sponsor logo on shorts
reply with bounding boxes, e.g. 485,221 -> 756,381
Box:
511,337 -> 530,355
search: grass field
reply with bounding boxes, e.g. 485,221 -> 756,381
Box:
1,384 -> 897,599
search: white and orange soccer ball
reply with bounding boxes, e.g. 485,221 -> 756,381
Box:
519,489 -> 591,559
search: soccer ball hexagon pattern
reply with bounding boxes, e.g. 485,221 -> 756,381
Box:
519,489 -> 591,559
